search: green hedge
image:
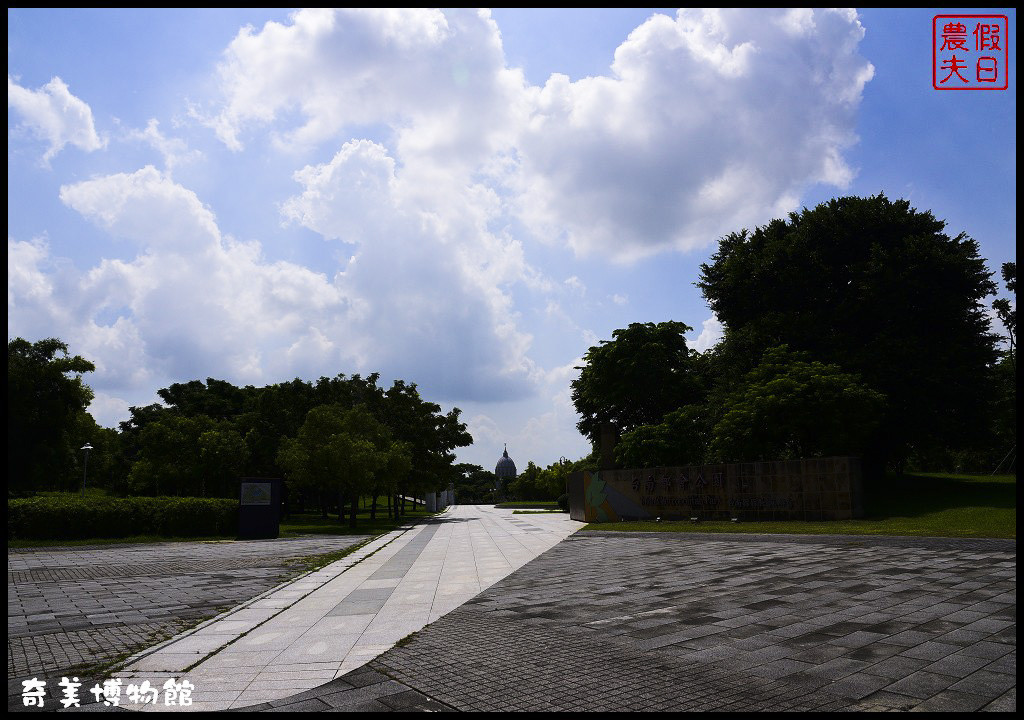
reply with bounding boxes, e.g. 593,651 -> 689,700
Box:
8,496 -> 238,540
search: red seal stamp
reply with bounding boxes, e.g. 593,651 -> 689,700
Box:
933,15 -> 1009,90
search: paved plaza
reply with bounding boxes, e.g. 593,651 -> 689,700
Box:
8,507 -> 1017,712
275,530 -> 1017,713
107,506 -> 582,710
7,535 -> 370,708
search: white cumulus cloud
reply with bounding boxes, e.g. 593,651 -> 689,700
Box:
688,314 -> 725,353
204,7 -> 523,160
513,8 -> 874,261
8,75 -> 106,163
11,167 -> 352,416
125,119 -> 201,174
201,7 -> 872,266
282,139 -> 538,400
8,8 -> 876,435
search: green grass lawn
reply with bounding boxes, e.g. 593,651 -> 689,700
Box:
496,501 -> 560,509
582,472 -> 1016,539
280,506 -> 436,537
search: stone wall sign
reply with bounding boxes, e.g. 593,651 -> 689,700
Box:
567,457 -> 863,523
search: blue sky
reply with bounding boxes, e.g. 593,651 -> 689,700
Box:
8,9 -> 1016,472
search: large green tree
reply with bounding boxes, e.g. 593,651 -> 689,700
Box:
698,195 -> 999,468
158,378 -> 252,421
615,405 -> 712,469
571,321 -> 707,446
119,373 -> 471,505
69,411 -> 125,494
277,404 -> 393,528
452,463 -> 498,504
380,380 -> 471,513
8,338 -> 96,493
707,346 -> 886,462
371,441 -> 412,519
992,261 -> 1016,371
126,414 -> 247,497
616,347 -> 886,467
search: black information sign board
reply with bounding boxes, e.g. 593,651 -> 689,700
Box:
238,477 -> 283,539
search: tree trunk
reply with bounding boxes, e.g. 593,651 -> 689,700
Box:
401,493 -> 406,516
338,490 -> 346,522
349,494 -> 358,529
387,493 -> 392,519
320,491 -> 327,519
371,494 -> 378,520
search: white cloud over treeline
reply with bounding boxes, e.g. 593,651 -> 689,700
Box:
8,8 -> 873,432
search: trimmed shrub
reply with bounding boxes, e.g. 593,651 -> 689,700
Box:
557,493 -> 569,512
8,496 -> 238,541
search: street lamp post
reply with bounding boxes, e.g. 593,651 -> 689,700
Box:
80,443 -> 93,497
559,456 -> 570,498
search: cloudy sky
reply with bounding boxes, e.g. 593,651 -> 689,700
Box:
8,8 -> 1017,471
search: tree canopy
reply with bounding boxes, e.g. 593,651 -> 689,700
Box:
571,321 -> 706,446
615,346 -> 885,466
698,194 -> 999,467
8,338 -> 96,492
992,261 -> 1016,369
452,463 -> 499,504
7,336 -> 471,504
707,346 -> 886,462
111,374 -> 470,502
576,195 -> 1010,474
277,404 -> 399,526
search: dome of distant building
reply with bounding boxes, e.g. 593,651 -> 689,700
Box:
495,445 -> 517,480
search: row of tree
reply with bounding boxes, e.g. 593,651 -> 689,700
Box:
7,342 -> 473,522
8,195 -> 1015,506
572,195 -> 1016,476
451,455 -> 597,504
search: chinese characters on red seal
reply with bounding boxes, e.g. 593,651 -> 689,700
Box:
934,15 -> 1009,90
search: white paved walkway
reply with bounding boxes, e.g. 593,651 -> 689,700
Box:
112,506 -> 584,711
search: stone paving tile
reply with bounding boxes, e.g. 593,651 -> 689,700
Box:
10,527 -> 1017,713
922,652 -> 998,678
960,640 -> 1016,660
860,654 -> 932,679
803,656 -> 875,680
985,650 -> 1015,674
821,671 -> 894,700
911,688 -> 992,712
884,670 -> 960,698
852,689 -> 920,711
900,640 -> 963,661
948,669 -> 1017,696
7,535 -> 369,707
259,531 -> 1014,713
981,687 -> 1015,712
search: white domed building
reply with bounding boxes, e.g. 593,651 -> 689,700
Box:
494,444 -> 517,500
